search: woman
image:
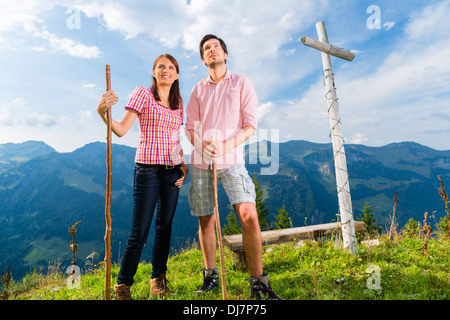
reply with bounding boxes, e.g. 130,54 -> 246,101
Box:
97,54 -> 188,300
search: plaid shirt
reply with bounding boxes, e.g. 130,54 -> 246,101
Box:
125,87 -> 183,165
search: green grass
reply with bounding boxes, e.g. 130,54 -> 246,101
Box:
23,235 -> 103,267
4,236 -> 450,300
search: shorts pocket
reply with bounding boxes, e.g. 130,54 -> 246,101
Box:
188,186 -> 195,210
239,172 -> 255,196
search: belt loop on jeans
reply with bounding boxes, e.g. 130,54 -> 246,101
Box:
136,163 -> 181,170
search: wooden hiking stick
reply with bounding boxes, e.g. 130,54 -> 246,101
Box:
211,136 -> 227,300
104,64 -> 112,300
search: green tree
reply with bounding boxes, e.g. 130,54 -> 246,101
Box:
403,218 -> 420,239
357,202 -> 381,237
253,175 -> 272,231
437,215 -> 450,236
223,211 -> 242,235
273,205 -> 292,230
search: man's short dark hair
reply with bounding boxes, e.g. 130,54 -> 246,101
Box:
199,34 -> 228,61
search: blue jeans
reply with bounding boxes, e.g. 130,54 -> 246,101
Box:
117,163 -> 182,286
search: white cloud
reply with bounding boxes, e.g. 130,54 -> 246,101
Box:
285,48 -> 296,56
77,110 -> 92,122
26,114 -> 57,128
0,1 -> 101,58
349,133 -> 369,145
256,82 -> 331,142
75,0 -> 328,98
78,1 -> 147,40
33,29 -> 101,58
405,0 -> 450,40
0,97 -> 26,126
0,1 -> 44,32
340,1 -> 450,111
0,97 -> 61,128
30,46 -> 46,52
383,21 -> 395,31
1,0 -> 328,94
258,101 -> 275,120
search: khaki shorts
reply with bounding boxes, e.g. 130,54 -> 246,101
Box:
188,163 -> 256,217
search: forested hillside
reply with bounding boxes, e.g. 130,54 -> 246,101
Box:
1,140 -> 449,280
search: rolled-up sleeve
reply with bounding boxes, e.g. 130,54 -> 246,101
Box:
185,86 -> 200,132
240,77 -> 258,130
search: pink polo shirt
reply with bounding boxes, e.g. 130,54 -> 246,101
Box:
185,70 -> 258,170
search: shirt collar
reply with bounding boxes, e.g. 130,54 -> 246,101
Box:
206,68 -> 231,84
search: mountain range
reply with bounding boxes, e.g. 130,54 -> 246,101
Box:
1,140 -> 449,280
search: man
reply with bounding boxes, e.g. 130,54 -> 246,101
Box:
185,34 -> 282,300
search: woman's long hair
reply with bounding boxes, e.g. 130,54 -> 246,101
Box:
151,54 -> 183,110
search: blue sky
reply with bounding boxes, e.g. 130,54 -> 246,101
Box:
1,0 -> 449,153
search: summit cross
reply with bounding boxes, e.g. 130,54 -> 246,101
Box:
302,21 -> 358,255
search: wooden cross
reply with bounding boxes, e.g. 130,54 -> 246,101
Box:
302,21 -> 358,255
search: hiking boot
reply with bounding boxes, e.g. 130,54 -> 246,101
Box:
249,273 -> 283,300
150,273 -> 172,297
114,283 -> 131,300
194,268 -> 219,295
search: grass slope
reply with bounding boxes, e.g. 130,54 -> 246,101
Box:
5,236 -> 450,301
